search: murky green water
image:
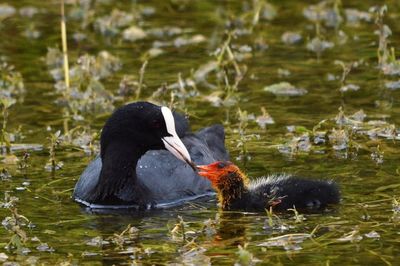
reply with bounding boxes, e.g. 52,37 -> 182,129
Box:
1,0 -> 400,264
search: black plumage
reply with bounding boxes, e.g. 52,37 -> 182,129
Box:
197,161 -> 340,212
73,102 -> 228,209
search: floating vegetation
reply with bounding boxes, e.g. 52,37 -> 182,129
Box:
36,242 -> 54,252
143,47 -> 164,59
302,1 -> 345,57
236,243 -> 259,265
335,60 -> 361,93
384,80 -> 400,90
170,215 -> 189,243
288,207 -> 306,223
328,128 -> 349,151
392,197 -> 400,214
173,34 -> 206,48
231,108 -> 260,162
0,3 -> 16,21
0,98 -> 15,153
370,145 -> 384,164
109,224 -> 139,249
345,8 -> 372,26
337,229 -> 363,243
1,193 -> 32,254
17,152 -> 30,172
275,106 -> 400,158
0,58 -> 25,100
264,208 -> 291,233
85,236 -> 109,247
201,215 -> 218,237
303,1 -> 342,28
364,231 -> 380,239
0,253 -> 8,262
22,23 -> 41,40
264,82 -> 307,96
339,84 -> 360,93
257,233 -> 312,251
278,132 -> 312,155
380,49 -> 400,76
281,31 -> 302,45
306,37 -> 334,55
44,130 -> 63,171
67,127 -> 99,154
94,9 -> 135,37
256,107 -> 274,129
0,102 -> 28,157
147,26 -> 187,38
374,6 -> 390,66
122,26 -> 147,42
0,168 -> 11,180
193,61 -> 219,89
46,48 -> 120,116
277,68 -> 291,77
258,1 -> 278,22
373,5 -> 400,76
19,6 -> 39,18
75,51 -> 122,81
118,75 -> 139,97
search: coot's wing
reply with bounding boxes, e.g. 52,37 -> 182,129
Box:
73,155 -> 102,204
195,124 -> 229,161
134,124 -> 229,204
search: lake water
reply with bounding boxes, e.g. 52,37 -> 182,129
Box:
1,0 -> 400,264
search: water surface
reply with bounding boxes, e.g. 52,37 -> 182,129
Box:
1,0 -> 400,264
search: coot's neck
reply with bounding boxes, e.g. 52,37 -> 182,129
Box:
216,172 -> 250,210
93,140 -> 148,203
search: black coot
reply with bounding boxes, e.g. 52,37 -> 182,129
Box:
73,102 -> 228,209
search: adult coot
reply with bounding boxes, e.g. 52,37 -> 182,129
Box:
73,102 -> 228,209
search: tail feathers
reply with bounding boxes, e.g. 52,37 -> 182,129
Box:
265,177 -> 340,211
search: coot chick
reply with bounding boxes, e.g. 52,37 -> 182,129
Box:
73,102 -> 228,209
197,161 -> 340,212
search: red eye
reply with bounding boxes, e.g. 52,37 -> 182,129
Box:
151,120 -> 161,129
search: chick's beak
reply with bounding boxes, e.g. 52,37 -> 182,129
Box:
197,164 -> 219,184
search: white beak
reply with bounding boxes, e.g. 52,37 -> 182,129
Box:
162,134 -> 191,163
160,106 -> 197,171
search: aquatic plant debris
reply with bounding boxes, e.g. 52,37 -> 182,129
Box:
339,84 -> 360,93
46,48 -> 120,116
264,82 -> 308,96
0,59 -> 25,100
306,37 -> 334,54
0,253 -> 8,262
122,26 -> 147,42
345,8 -> 372,25
0,4 -> 16,19
385,80 -> 400,90
257,233 -> 312,250
236,244 -> 260,265
281,31 -> 302,45
256,107 -> 274,129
